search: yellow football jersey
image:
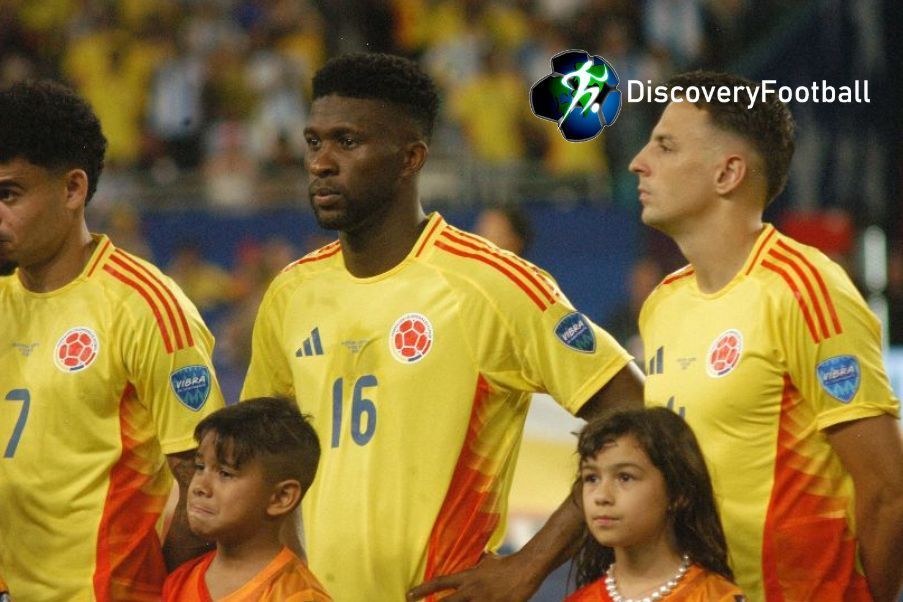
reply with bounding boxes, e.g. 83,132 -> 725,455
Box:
640,224 -> 899,601
242,213 -> 631,601
0,235 -> 225,601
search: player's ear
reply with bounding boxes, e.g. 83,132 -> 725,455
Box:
268,479 -> 303,517
400,140 -> 428,178
714,154 -> 746,196
63,168 -> 89,210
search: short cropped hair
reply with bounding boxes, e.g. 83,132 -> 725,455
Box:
0,80 -> 107,203
195,397 -> 321,493
667,70 -> 795,205
312,52 -> 440,141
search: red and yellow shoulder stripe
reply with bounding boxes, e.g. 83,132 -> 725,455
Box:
282,240 -> 342,272
754,230 -> 843,343
91,240 -> 196,354
660,264 -> 695,286
431,223 -> 559,311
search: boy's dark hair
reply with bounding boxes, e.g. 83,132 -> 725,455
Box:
0,79 -> 107,204
312,52 -> 440,141
572,407 -> 734,589
666,70 -> 795,206
195,397 -> 321,493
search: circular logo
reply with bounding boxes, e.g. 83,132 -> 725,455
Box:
55,327 -> 100,372
389,313 -> 433,364
706,329 -> 743,378
529,49 -> 622,142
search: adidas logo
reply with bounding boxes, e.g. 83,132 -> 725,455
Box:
647,346 -> 664,375
296,327 -> 324,357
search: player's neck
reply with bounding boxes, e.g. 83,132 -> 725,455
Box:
18,223 -> 95,293
673,213 -> 763,294
206,535 -> 283,598
339,201 -> 428,278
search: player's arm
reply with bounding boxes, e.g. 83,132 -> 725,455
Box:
825,415 -> 903,602
242,277 -> 307,559
163,450 -> 211,570
408,362 -> 645,601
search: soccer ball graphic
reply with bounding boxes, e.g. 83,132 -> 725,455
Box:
55,327 -> 99,372
706,329 -> 742,377
389,313 -> 433,363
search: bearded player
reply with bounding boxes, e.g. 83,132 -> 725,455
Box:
241,52 -> 645,601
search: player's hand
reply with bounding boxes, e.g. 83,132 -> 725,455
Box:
406,552 -> 541,602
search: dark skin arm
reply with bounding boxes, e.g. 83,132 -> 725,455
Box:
407,361 -> 645,601
163,450 -> 213,571
825,414 -> 903,602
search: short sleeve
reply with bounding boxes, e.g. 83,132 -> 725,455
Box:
126,288 -> 225,456
241,280 -> 296,401
783,264 -> 900,430
468,268 -> 632,415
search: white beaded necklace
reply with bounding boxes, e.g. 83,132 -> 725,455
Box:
604,554 -> 691,602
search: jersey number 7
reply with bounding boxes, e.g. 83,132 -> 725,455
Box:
4,388 -> 30,458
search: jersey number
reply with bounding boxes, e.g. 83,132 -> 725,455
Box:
4,389 -> 30,458
331,375 -> 378,447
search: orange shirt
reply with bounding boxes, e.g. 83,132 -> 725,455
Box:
566,564 -> 744,601
163,547 -> 332,602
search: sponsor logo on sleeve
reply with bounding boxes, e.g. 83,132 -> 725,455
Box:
54,327 -> 99,372
170,365 -> 212,411
817,355 -> 861,403
555,312 -> 596,353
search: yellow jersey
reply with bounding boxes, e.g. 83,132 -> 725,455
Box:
0,235 -> 224,601
640,225 -> 899,601
242,213 -> 631,601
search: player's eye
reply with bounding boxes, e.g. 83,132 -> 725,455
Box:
219,468 -> 236,479
617,472 -> 635,483
305,137 -> 321,150
340,136 -> 358,149
0,189 -> 16,202
193,462 -> 204,472
581,472 -> 598,484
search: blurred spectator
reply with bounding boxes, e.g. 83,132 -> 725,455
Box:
594,16 -> 667,207
474,205 -> 534,256
215,236 -> 300,400
449,47 -> 532,201
642,0 -> 705,69
167,241 -> 236,320
145,32 -> 208,172
245,27 -> 308,166
102,205 -> 155,261
604,256 -> 664,365
201,40 -> 259,208
886,247 -> 903,345
202,120 -> 259,209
